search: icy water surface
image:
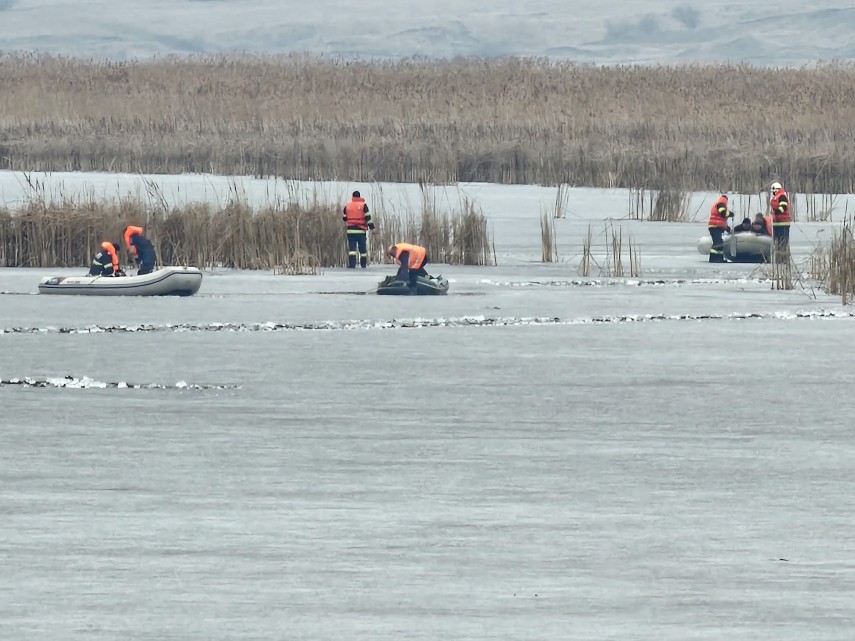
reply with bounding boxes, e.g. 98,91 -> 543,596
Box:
3,203 -> 855,639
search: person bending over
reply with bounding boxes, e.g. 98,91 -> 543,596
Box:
387,242 -> 429,289
123,225 -> 157,275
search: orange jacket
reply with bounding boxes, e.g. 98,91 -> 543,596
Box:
101,241 -> 119,272
750,217 -> 773,235
392,243 -> 427,269
343,197 -> 370,230
708,196 -> 732,229
123,225 -> 145,255
770,189 -> 790,225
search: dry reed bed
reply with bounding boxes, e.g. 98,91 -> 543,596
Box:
2,54 -> 855,191
0,193 -> 493,270
810,217 -> 855,303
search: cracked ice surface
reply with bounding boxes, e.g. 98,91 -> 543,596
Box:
1,177 -> 855,640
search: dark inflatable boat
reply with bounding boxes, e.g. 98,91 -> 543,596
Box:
376,273 -> 449,295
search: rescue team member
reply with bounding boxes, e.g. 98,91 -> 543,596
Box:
88,241 -> 125,276
707,194 -> 734,263
343,190 -> 374,268
733,217 -> 753,233
751,213 -> 772,235
769,181 -> 790,260
387,242 -> 429,289
123,225 -> 157,275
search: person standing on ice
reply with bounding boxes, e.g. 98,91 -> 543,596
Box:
88,241 -> 125,276
387,242 -> 430,289
769,181 -> 791,260
707,194 -> 734,263
123,225 -> 157,275
343,190 -> 374,268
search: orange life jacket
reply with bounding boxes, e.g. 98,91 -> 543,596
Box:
344,198 -> 368,230
124,225 -> 145,255
393,243 -> 427,269
749,218 -> 772,235
770,190 -> 790,225
708,196 -> 731,229
101,241 -> 119,271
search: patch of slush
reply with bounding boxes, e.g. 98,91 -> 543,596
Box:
3,309 -> 854,335
0,376 -> 240,390
478,277 -> 776,288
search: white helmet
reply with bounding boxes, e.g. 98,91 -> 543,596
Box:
770,181 -> 782,193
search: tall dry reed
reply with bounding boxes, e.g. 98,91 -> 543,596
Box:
371,184 -> 494,266
650,188 -> 690,222
771,236 -> 794,290
580,225 -> 593,277
2,54 -> 855,192
813,217 -> 855,304
578,222 -> 640,277
627,189 -> 656,220
540,212 -> 557,263
0,186 -> 494,270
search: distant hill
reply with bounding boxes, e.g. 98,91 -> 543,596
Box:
1,0 -> 854,66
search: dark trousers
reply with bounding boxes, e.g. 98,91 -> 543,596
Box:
708,227 -> 726,263
398,262 -> 429,288
88,264 -> 112,277
408,266 -> 428,288
137,247 -> 156,275
773,225 -> 790,263
347,230 -> 368,268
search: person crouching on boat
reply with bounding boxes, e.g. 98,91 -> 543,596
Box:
733,216 -> 753,233
123,225 -> 157,275
751,213 -> 771,235
387,242 -> 429,289
707,194 -> 734,263
88,241 -> 126,277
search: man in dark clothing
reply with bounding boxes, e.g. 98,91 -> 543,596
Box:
342,190 -> 375,268
123,225 -> 157,275
733,217 -> 753,233
387,242 -> 429,289
88,241 -> 126,276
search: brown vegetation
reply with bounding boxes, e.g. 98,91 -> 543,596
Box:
540,212 -> 557,263
771,244 -> 794,290
371,186 -> 494,267
650,188 -> 691,222
811,217 -> 855,304
579,223 -> 640,277
2,54 -> 855,192
0,184 -> 494,270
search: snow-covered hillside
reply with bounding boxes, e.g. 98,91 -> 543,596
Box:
0,0 -> 853,66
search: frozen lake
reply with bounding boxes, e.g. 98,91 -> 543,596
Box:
2,174 -> 855,640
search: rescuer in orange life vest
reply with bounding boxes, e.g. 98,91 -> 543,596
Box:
123,225 -> 157,275
751,213 -> 771,235
769,181 -> 791,259
88,241 -> 126,277
343,190 -> 375,268
707,194 -> 735,263
386,242 -> 430,289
